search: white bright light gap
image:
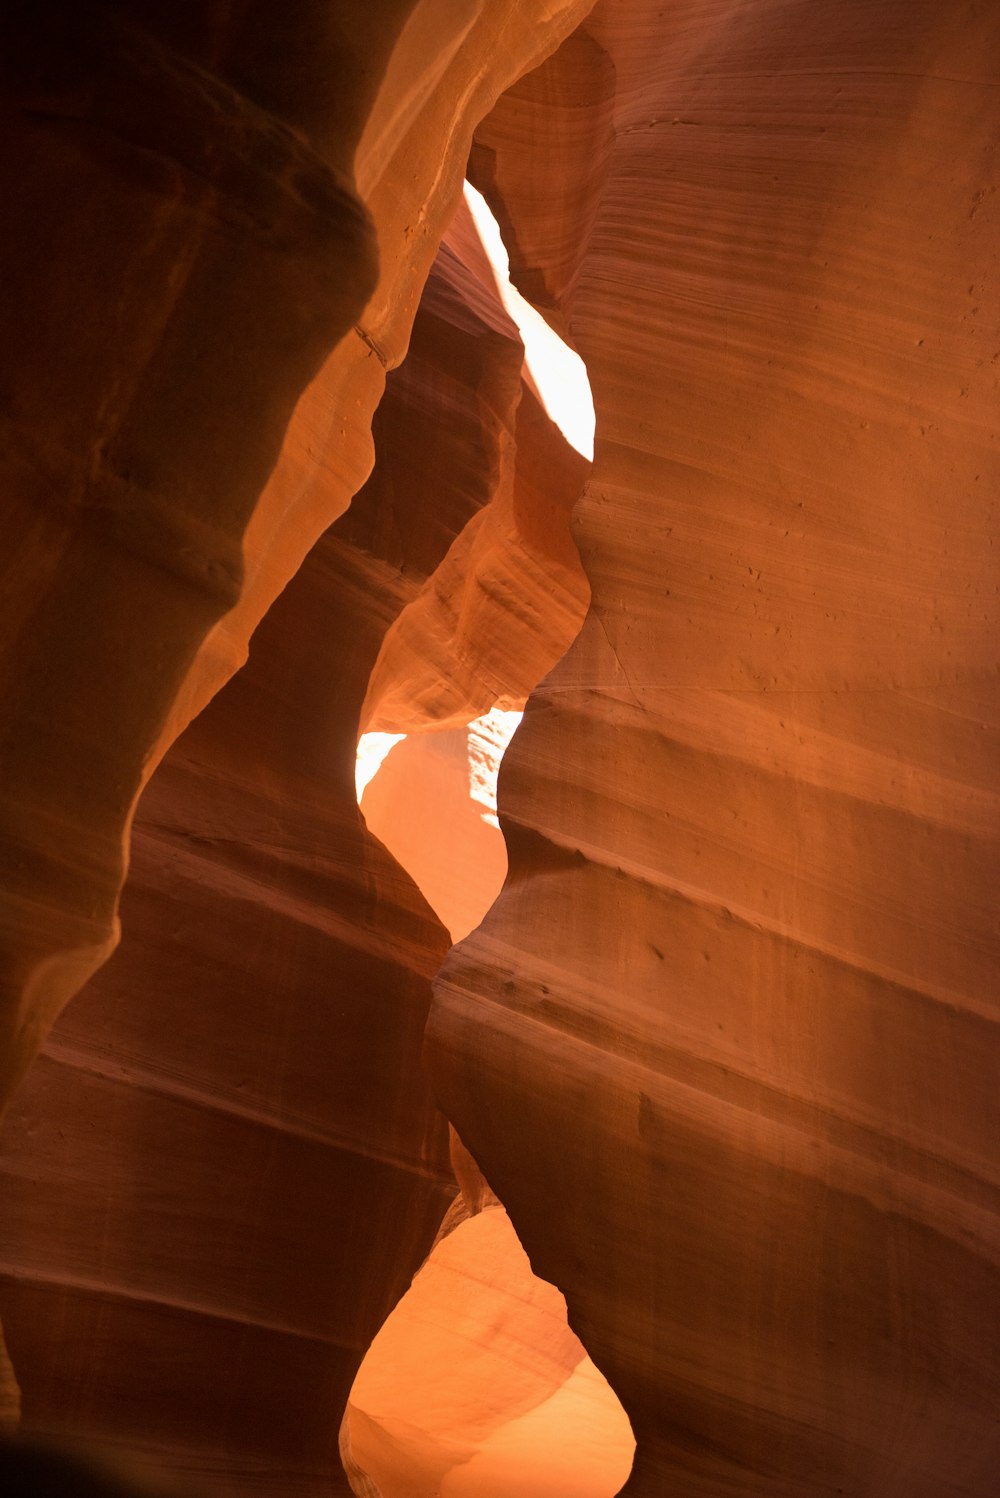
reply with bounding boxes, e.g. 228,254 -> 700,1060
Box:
463,707 -> 523,828
357,187 -> 591,835
355,732 -> 405,801
356,708 -> 522,826
463,180 -> 595,461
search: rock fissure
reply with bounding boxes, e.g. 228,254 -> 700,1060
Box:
344,183 -> 634,1498
353,324 -> 390,368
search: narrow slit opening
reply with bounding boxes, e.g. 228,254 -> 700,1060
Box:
342,182 -> 633,1498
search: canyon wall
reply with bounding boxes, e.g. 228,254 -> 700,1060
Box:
434,2 -> 1000,1494
0,139 -> 590,1494
0,0 -> 590,1150
2,2 -> 998,1495
0,0 -> 590,1460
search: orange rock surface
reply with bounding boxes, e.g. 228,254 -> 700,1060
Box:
2,2 -> 999,1495
0,71 -> 590,1489
0,0 -> 590,1461
0,0 -> 590,1141
434,4 -> 1000,1494
345,1206 -> 634,1498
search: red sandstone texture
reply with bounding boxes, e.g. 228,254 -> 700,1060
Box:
2,2 -> 999,1496
0,0 -> 590,1133
434,3 -> 1000,1494
0,82 -> 589,1494
0,0 -> 590,1466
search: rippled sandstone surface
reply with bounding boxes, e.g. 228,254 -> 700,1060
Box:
0,1 -> 591,1483
436,3 -> 1000,1494
2,3 -> 999,1495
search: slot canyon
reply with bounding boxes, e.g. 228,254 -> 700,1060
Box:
1,3 -> 998,1496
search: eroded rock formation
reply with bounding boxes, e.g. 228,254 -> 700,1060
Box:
346,1204 -> 634,1498
2,2 -> 998,1495
0,0 -> 590,1457
434,4 -> 1000,1494
0,0 -> 591,1162
0,83 -> 591,1490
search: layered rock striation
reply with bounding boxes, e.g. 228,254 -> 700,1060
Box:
2,2 -> 998,1495
0,0 -> 591,1445
0,0 -> 592,1159
0,140 -> 591,1492
434,3 -> 1000,1493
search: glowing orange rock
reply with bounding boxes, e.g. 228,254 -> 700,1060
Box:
345,1208 -> 634,1498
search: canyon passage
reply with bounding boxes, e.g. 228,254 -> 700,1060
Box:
1,4 -> 998,1496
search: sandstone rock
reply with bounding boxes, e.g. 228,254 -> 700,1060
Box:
345,1207 -> 634,1498
0,0 -> 592,1121
431,5 -> 1000,1493
4,3 -> 997,1494
0,523 -> 454,1493
0,136 -> 590,1491
0,0 -> 591,1444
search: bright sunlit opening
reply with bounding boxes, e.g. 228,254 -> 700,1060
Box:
350,697 -> 636,1497
463,181 -> 595,460
356,709 -> 522,838
465,707 -> 523,828
354,731 -> 405,801
355,709 -> 521,942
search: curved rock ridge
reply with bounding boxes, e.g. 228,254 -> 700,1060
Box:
361,198 -> 590,737
0,0 -> 593,1133
468,25 -> 616,342
0,562 -> 456,1494
361,382 -> 590,736
0,0 -> 594,1429
0,148 -> 594,1492
1,0 -> 377,1120
431,4 -> 1000,1494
